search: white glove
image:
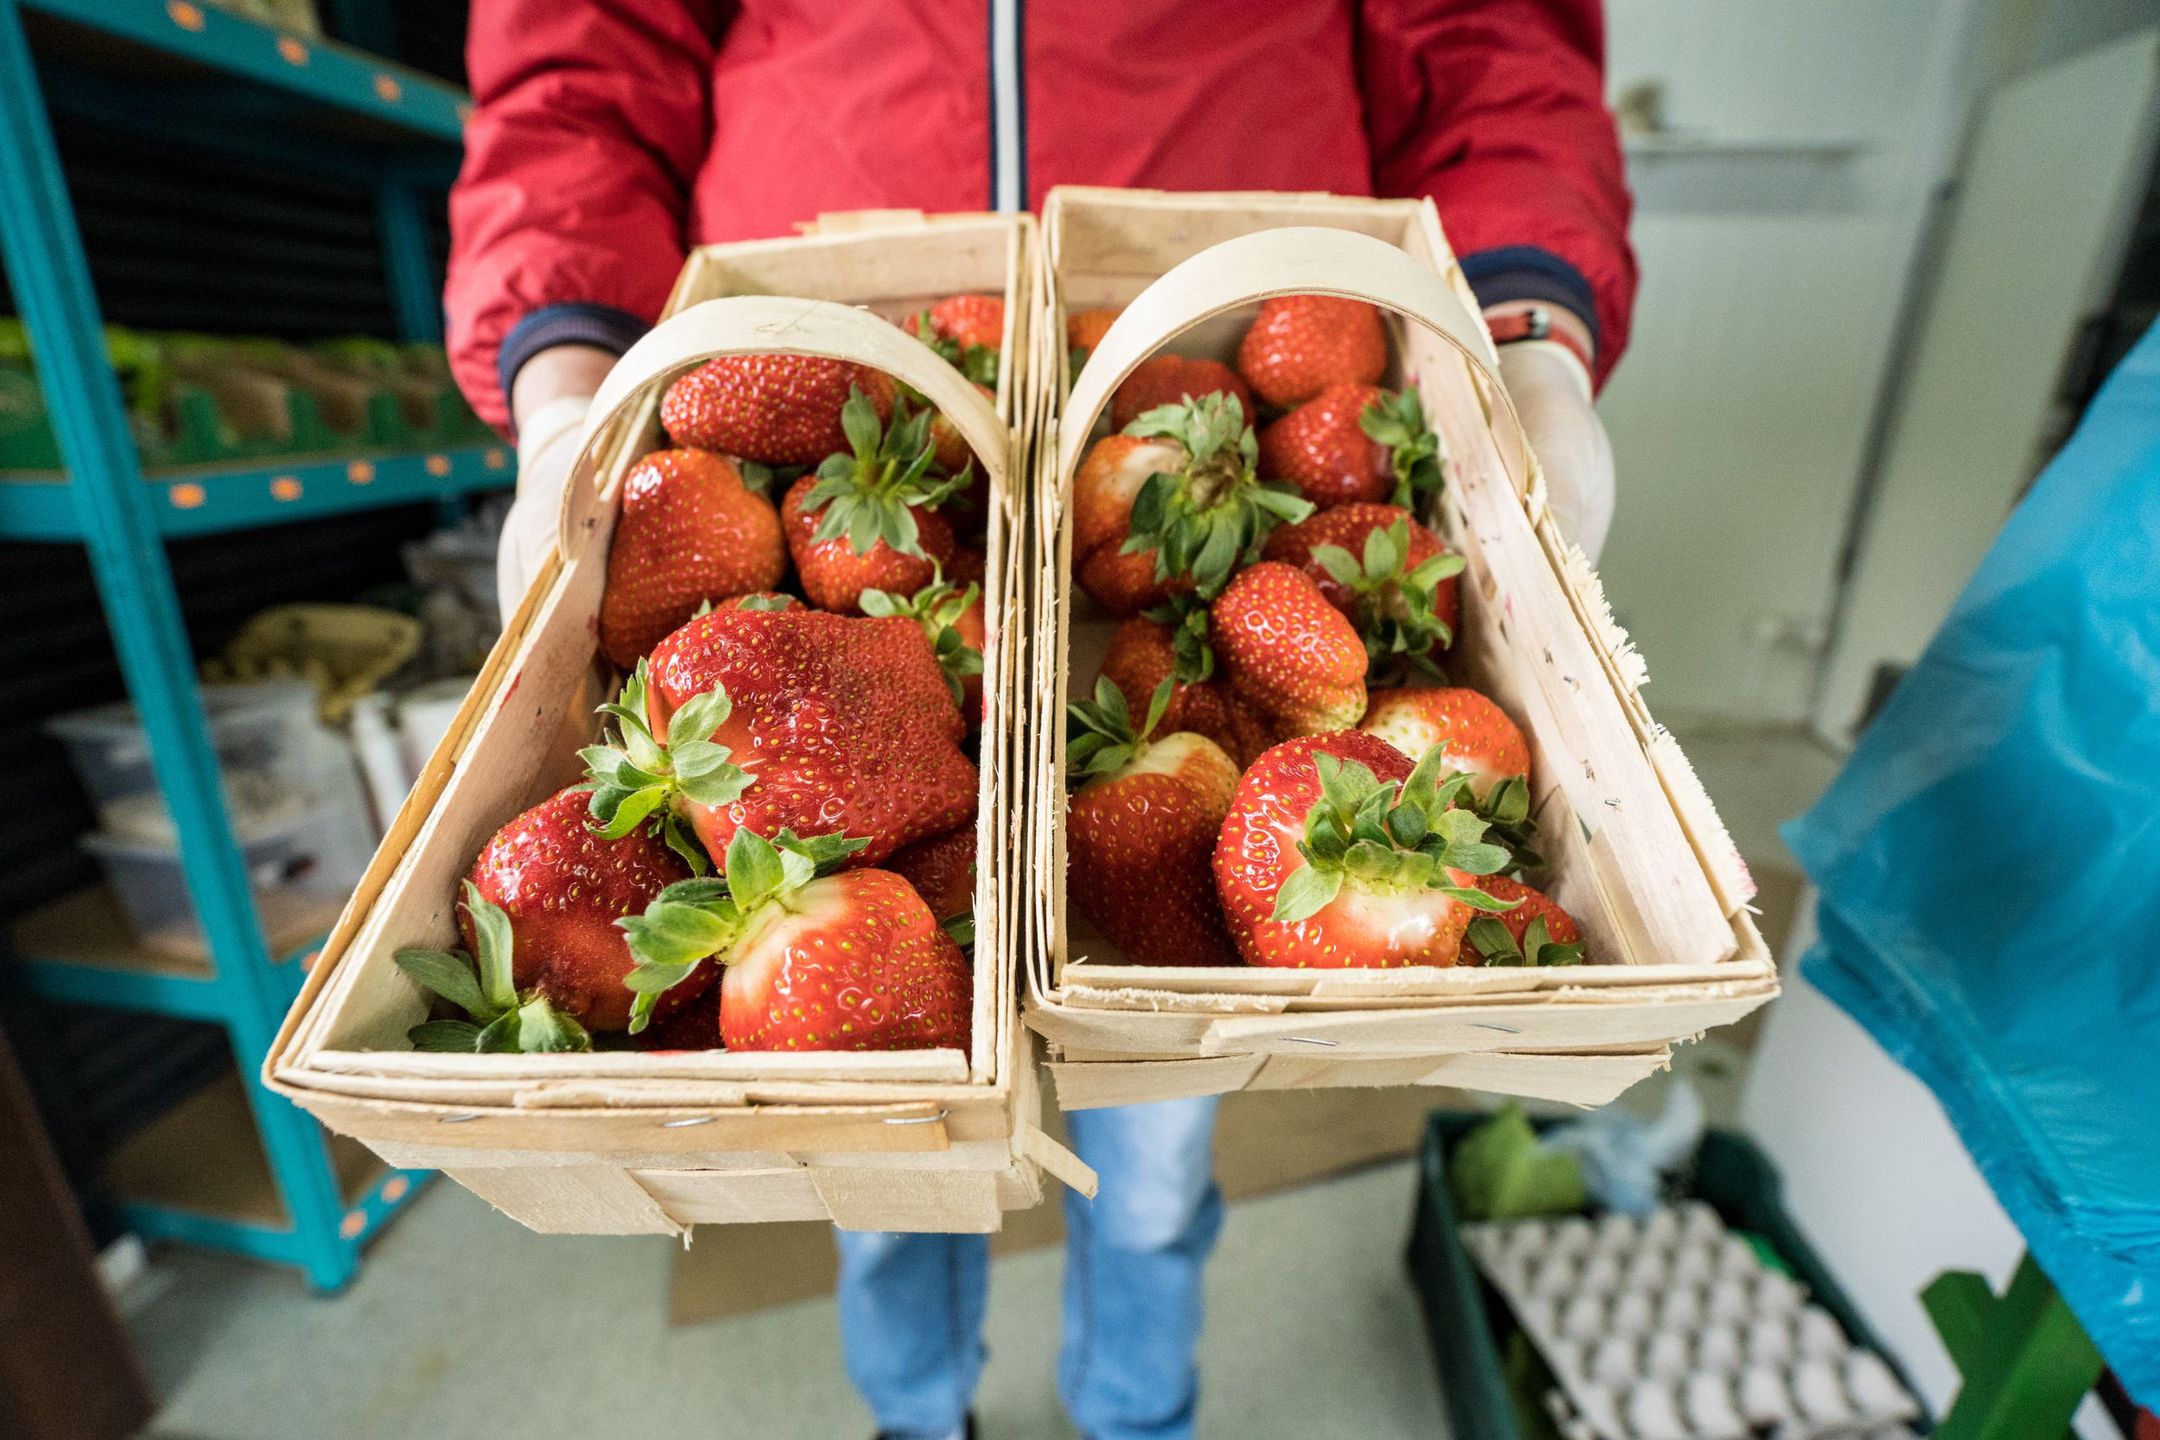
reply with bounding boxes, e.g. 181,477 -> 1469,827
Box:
1497,340 -> 1615,563
496,393 -> 593,623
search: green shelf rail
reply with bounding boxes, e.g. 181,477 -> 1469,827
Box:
0,0 -> 491,1290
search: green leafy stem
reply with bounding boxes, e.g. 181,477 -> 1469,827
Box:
579,661 -> 752,875
395,882 -> 592,1054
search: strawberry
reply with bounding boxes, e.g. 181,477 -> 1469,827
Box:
661,355 -> 895,465
598,449 -> 786,669
927,381 -> 996,539
886,825 -> 977,926
1361,686 -> 1539,865
1236,296 -> 1388,409
1067,678 -> 1240,966
1099,613 -> 1275,767
630,977 -> 722,1051
1461,873 -> 1585,967
905,295 -> 1005,387
1109,355 -> 1255,433
1257,385 -> 1443,510
1210,562 -> 1368,737
1262,504 -> 1463,680
581,605 -> 974,872
621,828 -> 972,1049
394,788 -> 701,1046
781,389 -> 964,613
1067,307 -> 1122,371
1071,392 -> 1310,614
860,574 -> 986,722
1212,732 -> 1518,968
946,545 -> 987,587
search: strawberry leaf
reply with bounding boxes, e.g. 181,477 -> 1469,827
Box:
394,946 -> 488,1018
1310,544 -> 1363,586
475,1010 -> 523,1052
462,882 -> 518,1013
841,386 -> 884,458
1271,863 -> 1344,924
515,997 -> 592,1053
723,828 -> 787,911
771,829 -> 870,874
407,1019 -> 485,1052
1440,884 -> 1521,912
666,686 -> 733,751
942,912 -> 977,947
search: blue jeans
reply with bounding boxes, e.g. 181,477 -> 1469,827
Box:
834,1096 -> 1224,1440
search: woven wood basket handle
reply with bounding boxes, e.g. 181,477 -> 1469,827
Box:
556,294 -> 1007,555
1054,225 -> 1531,496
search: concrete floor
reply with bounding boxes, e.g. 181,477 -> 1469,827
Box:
133,1161 -> 1448,1440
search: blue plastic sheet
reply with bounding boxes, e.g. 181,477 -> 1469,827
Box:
1784,322 -> 2160,1401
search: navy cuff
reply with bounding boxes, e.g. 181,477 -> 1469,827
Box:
497,302 -> 648,415
1459,246 -> 1599,354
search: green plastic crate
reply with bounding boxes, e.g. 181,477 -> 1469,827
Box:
1404,1111 -> 1932,1439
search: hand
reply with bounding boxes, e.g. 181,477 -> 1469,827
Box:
1495,338 -> 1615,564
496,344 -> 618,621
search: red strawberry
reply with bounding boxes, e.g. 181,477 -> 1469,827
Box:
780,390 -> 964,613
1066,307 -> 1122,370
886,825 -> 977,924
1263,503 -> 1463,679
1071,392 -> 1310,615
582,605 -> 974,872
1257,385 -> 1442,511
1099,613 -> 1274,767
1066,678 -> 1240,966
599,449 -> 786,669
1110,355 -> 1256,433
630,978 -> 722,1051
1210,562 -> 1368,737
860,574 -> 987,722
622,829 -> 971,1049
1235,296 -> 1388,409
1212,732 -> 1518,968
393,787 -> 702,1048
905,295 -> 1006,387
1359,687 -> 1529,793
661,356 -> 895,465
927,381 -> 996,539
946,545 -> 987,587
1460,873 -> 1585,967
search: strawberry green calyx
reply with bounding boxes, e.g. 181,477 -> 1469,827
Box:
1466,914 -> 1583,967
860,575 -> 984,707
1122,391 -> 1313,597
910,312 -> 1001,388
1066,676 -> 1174,786
1467,773 -> 1542,873
1308,517 -> 1468,676
798,387 -> 969,561
616,828 -> 869,1032
1270,746 -> 1524,925
1360,387 -> 1445,510
395,883 -> 593,1053
579,661 -> 751,874
1142,591 -> 1216,686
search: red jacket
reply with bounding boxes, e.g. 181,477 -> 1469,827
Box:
447,0 -> 1635,433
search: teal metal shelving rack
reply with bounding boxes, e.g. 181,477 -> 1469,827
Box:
0,0 -> 502,1290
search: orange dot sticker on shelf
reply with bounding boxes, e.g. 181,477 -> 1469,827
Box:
382,1176 -> 410,1204
347,460 -> 375,484
339,1211 -> 366,1240
277,36 -> 309,66
168,482 -> 207,511
168,2 -> 205,32
374,73 -> 403,103
484,447 -> 509,470
425,454 -> 451,478
270,476 -> 303,502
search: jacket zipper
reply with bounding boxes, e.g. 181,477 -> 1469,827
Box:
989,0 -> 1025,211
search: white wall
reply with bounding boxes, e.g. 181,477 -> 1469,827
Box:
1596,1 -> 1980,722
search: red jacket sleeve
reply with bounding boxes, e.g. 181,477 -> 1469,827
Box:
1358,0 -> 1636,387
446,0 -> 726,432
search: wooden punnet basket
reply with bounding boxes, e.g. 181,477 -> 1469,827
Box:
267,212 -> 1094,1235
1024,188 -> 1777,1111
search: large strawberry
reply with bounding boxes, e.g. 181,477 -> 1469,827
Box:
661,355 -> 895,465
1257,385 -> 1443,510
1067,679 -> 1240,966
1235,296 -> 1388,409
1210,562 -> 1368,737
886,825 -> 978,929
1098,613 -> 1274,767
394,788 -> 701,1047
1360,686 -> 1539,866
1071,392 -> 1309,614
905,295 -> 1005,387
1263,504 -> 1463,680
1462,873 -> 1585,966
1213,732 -> 1517,968
860,573 -> 986,722
599,449 -> 786,669
1109,355 -> 1255,433
582,605 -> 974,871
620,828 -> 971,1048
781,389 -> 963,613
